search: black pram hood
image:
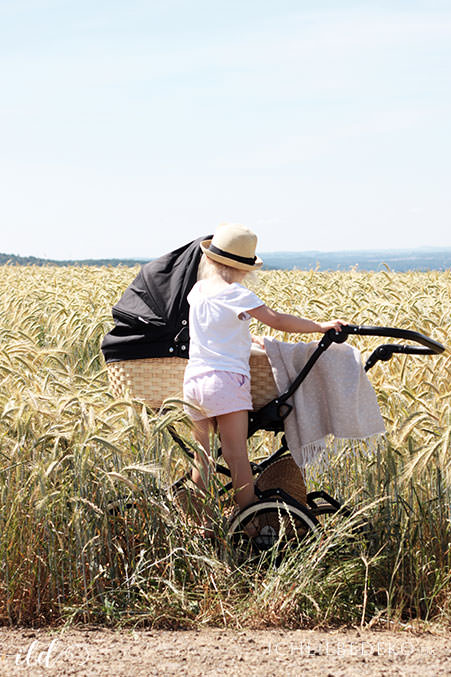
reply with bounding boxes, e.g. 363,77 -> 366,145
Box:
101,235 -> 210,363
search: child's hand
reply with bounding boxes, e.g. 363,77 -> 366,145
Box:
251,334 -> 266,349
318,319 -> 347,333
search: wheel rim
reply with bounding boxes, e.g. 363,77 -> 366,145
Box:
228,499 -> 318,560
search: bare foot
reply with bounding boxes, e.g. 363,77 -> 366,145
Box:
244,516 -> 260,539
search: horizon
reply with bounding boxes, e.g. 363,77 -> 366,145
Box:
3,242 -> 451,261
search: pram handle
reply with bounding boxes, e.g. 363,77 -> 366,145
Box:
325,324 -> 445,371
335,324 -> 445,352
276,323 -> 445,405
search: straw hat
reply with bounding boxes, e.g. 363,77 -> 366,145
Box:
201,223 -> 263,271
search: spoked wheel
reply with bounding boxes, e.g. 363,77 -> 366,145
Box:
227,498 -> 319,563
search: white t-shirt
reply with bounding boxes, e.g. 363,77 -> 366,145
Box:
185,281 -> 264,378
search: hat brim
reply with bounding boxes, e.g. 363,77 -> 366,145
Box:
200,239 -> 263,271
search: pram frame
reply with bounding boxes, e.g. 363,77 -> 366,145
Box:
170,324 -> 444,552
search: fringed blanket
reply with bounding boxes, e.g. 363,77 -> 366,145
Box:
263,337 -> 386,469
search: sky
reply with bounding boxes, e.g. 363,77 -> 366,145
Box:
1,0 -> 450,260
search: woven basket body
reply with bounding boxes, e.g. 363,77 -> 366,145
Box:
107,349 -> 278,411
249,350 -> 278,410
107,357 -> 187,408
256,456 -> 307,506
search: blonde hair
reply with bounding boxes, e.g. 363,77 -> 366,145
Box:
197,253 -> 250,284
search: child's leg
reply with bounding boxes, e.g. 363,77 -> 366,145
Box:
191,417 -> 214,493
216,410 -> 256,510
183,417 -> 216,531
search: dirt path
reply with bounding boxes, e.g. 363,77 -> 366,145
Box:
1,626 -> 450,676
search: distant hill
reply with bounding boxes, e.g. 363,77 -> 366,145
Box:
1,247 -> 451,272
261,247 -> 451,272
0,253 -> 146,267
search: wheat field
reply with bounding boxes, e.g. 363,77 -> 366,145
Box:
0,264 -> 449,628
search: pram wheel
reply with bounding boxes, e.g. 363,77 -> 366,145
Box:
227,498 -> 319,562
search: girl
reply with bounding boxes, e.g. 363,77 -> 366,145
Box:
183,223 -> 345,518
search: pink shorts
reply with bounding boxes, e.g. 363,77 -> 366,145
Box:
183,370 -> 253,421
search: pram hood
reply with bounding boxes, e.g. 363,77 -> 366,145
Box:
101,235 -> 210,362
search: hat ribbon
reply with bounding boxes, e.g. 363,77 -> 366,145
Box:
208,244 -> 257,266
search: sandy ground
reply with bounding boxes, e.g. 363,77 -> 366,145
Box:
1,626 -> 451,676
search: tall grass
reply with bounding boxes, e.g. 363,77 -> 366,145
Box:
0,264 -> 449,627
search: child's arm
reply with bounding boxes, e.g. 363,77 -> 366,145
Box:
248,305 -> 346,334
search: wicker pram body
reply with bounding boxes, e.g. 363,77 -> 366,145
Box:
106,348 -> 278,411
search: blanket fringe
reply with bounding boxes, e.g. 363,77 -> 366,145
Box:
292,433 -> 386,476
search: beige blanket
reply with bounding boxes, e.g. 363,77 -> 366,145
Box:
263,337 -> 385,468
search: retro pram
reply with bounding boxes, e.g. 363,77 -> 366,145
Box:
101,240 -> 445,555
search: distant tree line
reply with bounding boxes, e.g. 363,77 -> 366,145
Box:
0,253 -> 146,267
1,248 -> 451,272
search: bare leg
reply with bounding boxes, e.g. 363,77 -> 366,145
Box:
189,413 -> 258,537
191,417 -> 214,493
185,417 -> 217,531
216,410 -> 256,510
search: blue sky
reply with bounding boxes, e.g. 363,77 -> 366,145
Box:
1,1 -> 450,259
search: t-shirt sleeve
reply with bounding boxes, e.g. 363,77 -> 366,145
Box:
227,285 -> 265,318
